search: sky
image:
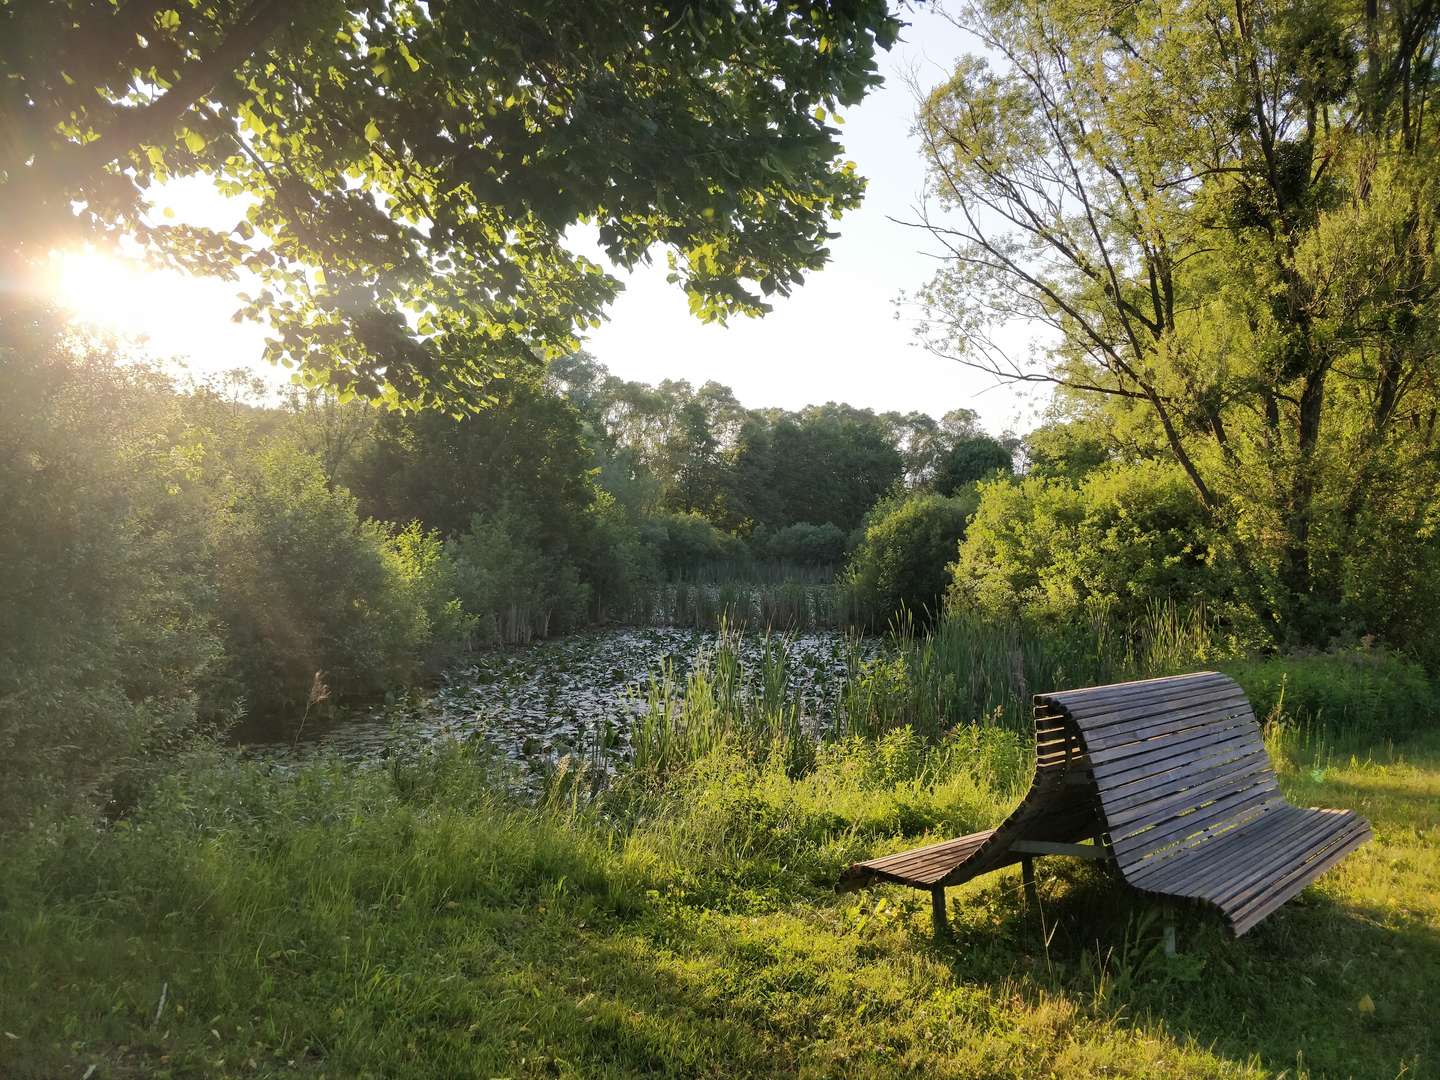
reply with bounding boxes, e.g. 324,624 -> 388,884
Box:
49,7 -> 1041,436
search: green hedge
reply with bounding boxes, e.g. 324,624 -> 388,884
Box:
1223,648 -> 1435,739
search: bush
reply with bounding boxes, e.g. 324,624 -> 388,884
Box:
1223,648 -> 1435,740
933,435 -> 1012,495
761,521 -> 846,566
213,443 -> 430,714
387,521 -> 477,669
449,506 -> 590,643
951,461 -> 1229,625
640,510 -> 747,577
845,492 -> 978,627
576,492 -> 661,623
0,320 -> 224,824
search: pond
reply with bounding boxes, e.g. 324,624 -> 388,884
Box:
237,627 -> 873,774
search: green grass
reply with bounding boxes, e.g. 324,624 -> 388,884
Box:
3,720 -> 1437,1079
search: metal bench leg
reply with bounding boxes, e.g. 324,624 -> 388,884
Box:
931,886 -> 950,940
1021,856 -> 1039,909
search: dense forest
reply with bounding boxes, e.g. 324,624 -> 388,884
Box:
3,0 -> 1439,1076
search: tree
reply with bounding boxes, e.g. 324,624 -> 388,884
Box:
846,491 -> 979,625
3,0 -> 901,408
349,372 -> 595,542
950,463 -> 1226,627
912,0 -> 1440,645
733,403 -> 905,531
933,434 -> 1012,494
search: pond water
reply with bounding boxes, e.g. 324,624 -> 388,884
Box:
238,627 -> 872,773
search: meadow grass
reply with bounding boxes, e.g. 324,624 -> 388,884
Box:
2,715 -> 1436,1079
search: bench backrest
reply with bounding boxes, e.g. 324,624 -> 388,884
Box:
1034,672 -> 1283,875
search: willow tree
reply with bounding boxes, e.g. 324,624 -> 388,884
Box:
1,0 -> 899,408
913,0 -> 1440,644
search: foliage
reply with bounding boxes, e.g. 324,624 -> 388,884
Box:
846,491 -> 979,627
350,373 -> 596,541
212,442 -> 431,715
1223,648 -> 1435,740
758,521 -> 848,566
4,0 -> 902,407
552,356 -> 922,538
387,521 -> 477,669
951,463 -> 1229,627
639,510 -> 747,577
933,434 -> 1013,495
0,313 -> 224,824
731,403 -> 907,533
1023,419 -> 1112,481
447,506 -> 591,645
913,0 -> 1440,647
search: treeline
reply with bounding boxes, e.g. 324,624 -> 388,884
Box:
0,312 -> 1018,817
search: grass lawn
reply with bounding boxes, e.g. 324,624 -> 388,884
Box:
2,725 -> 1436,1078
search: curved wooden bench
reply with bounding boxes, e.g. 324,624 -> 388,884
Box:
839,672 -> 1371,939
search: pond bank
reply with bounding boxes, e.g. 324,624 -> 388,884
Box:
234,627 -> 876,773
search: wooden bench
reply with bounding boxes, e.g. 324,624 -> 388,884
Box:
838,672 -> 1372,939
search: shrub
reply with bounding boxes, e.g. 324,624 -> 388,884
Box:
213,443 -> 430,714
576,492 -> 661,623
950,461 -> 1229,625
933,435 -> 1013,495
845,492 -> 978,627
0,319 -> 224,824
761,521 -> 847,566
640,510 -> 747,577
387,521 -> 477,669
449,506 -> 590,643
1223,648 -> 1435,739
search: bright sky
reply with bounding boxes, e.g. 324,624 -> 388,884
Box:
47,7 -> 1040,434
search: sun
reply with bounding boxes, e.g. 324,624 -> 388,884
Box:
49,250 -> 161,337
45,248 -> 269,376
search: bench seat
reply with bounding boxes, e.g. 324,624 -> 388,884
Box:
838,672 -> 1371,939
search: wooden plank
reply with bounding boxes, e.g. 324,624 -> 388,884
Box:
1124,803 -> 1306,888
1088,715 -> 1261,772
1043,680 -> 1237,726
1041,671 -> 1225,709
1198,814 -> 1364,923
1096,746 -> 1272,811
1079,697 -> 1254,753
1206,811 -> 1361,909
1090,726 -> 1264,785
1010,840 -> 1111,860
1107,778 -> 1282,856
1111,786 -> 1284,866
1062,686 -> 1251,741
1090,730 -> 1264,790
1121,807 -> 1291,891
1102,758 -> 1277,830
1228,823 -> 1372,936
1129,806 -> 1320,892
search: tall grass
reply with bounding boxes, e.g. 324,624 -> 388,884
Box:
624,604 -> 1219,783
842,603 -> 1219,740
624,580 -> 849,631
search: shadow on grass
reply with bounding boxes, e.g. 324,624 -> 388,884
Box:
932,855 -> 1439,1080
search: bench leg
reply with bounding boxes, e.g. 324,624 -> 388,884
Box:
931,886 -> 950,940
1021,856 -> 1039,909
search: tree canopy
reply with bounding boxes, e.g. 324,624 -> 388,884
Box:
913,0 -> 1440,644
2,0 -> 900,408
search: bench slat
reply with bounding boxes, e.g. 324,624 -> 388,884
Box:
840,671 -> 1369,939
